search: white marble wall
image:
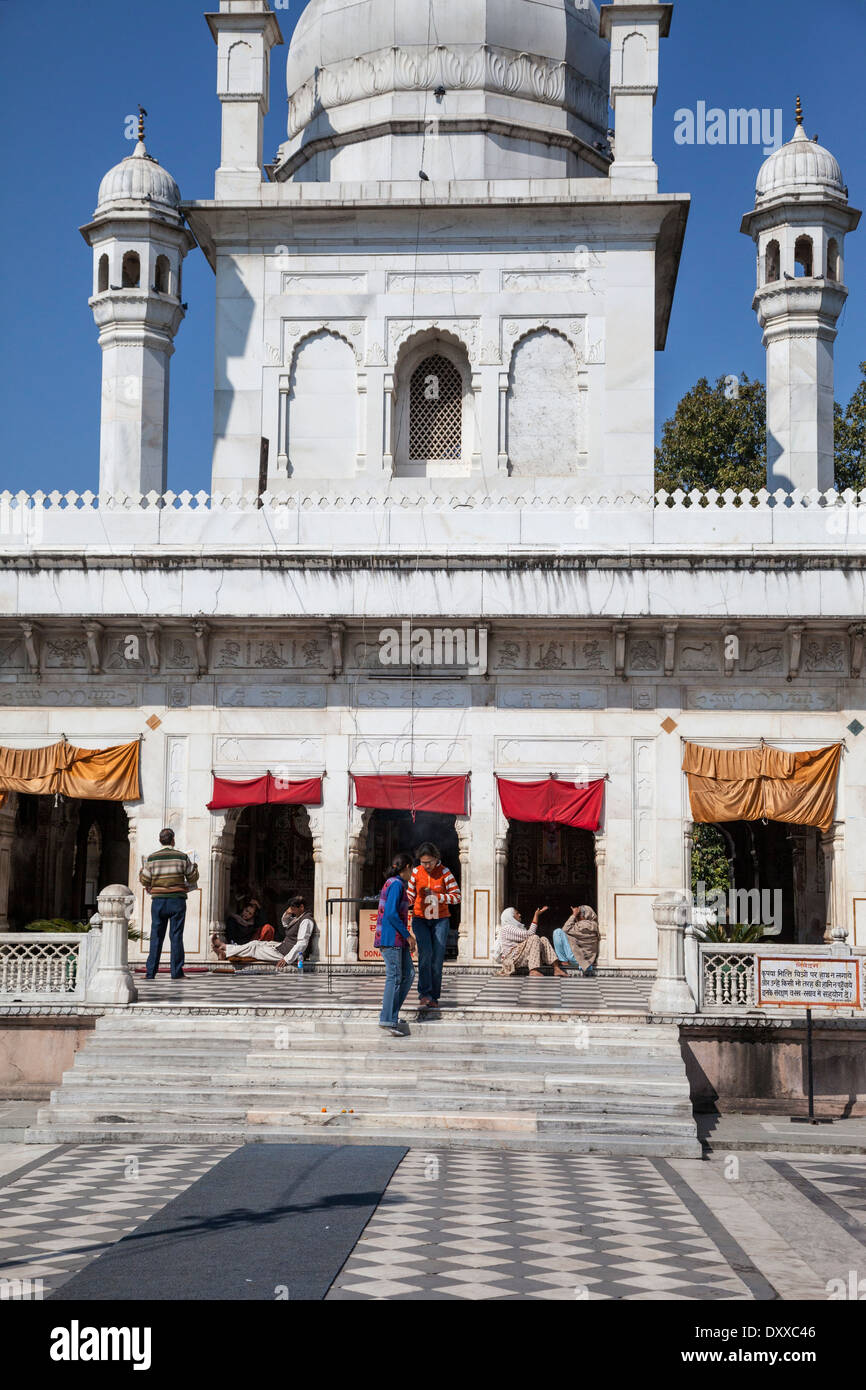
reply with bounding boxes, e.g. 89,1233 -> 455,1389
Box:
209,205 -> 665,495
2,695 -> 861,966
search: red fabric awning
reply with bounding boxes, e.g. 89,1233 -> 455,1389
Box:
207,775 -> 323,811
497,776 -> 604,831
353,774 -> 469,816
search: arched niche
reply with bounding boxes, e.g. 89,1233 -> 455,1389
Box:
506,328 -> 584,476
392,331 -> 474,478
286,329 -> 359,478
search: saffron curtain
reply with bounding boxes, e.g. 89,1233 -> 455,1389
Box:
0,739 -> 141,808
682,742 -> 842,833
496,776 -> 605,831
207,775 -> 323,811
353,775 -> 469,816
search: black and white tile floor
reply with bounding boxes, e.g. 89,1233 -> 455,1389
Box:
0,1144 -> 862,1301
0,1144 -> 232,1297
132,971 -> 652,1013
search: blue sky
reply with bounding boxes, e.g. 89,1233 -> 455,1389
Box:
0,0 -> 863,495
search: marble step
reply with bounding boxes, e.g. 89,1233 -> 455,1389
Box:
23,1123 -> 702,1158
43,1084 -> 692,1118
36,1102 -> 697,1139
58,1069 -> 690,1097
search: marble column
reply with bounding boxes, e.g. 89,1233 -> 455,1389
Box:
594,832 -> 609,966
344,807 -> 370,963
821,821 -> 848,949
455,815 -> 471,963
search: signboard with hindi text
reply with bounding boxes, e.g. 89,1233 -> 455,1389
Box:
756,956 -> 862,1010
358,909 -> 382,963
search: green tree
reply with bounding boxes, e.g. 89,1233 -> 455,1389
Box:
655,365 -> 866,494
834,360 -> 866,493
655,374 -> 766,495
690,823 -> 731,898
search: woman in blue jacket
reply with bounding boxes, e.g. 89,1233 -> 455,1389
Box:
376,853 -> 415,1036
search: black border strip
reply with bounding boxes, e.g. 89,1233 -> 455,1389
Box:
652,1158 -> 780,1302
768,1160 -> 866,1248
0,1145 -> 71,1190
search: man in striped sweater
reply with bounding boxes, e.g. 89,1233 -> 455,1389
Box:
407,842 -> 461,1008
139,828 -> 200,980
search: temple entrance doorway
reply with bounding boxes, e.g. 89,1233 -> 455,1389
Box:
692,820 -> 826,944
361,809 -> 461,958
504,821 -> 597,941
227,803 -> 315,931
6,794 -> 130,928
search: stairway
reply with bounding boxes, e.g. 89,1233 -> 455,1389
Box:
27,1010 -> 702,1157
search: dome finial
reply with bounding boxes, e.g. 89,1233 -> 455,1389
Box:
138,105 -> 148,144
795,95 -> 804,127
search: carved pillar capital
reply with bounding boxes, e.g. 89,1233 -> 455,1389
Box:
142,621 -> 161,671
192,621 -> 209,678
83,621 -> 103,675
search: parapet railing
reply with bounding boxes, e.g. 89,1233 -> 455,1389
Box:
694,941 -> 866,1014
0,933 -> 98,1004
2,486 -> 865,554
1,485 -> 865,512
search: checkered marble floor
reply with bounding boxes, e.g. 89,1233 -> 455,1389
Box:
133,970 -> 651,1013
0,1144 -> 232,1297
1,1146 -> 862,1301
326,1150 -> 753,1301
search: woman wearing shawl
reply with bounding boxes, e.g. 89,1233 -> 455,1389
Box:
553,905 -> 600,976
497,905 -> 568,978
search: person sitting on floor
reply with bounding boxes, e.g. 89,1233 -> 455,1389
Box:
212,895 -> 315,970
553,905 -> 600,977
223,895 -> 275,946
497,905 -> 568,978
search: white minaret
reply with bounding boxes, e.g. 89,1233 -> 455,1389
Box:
600,0 -> 673,190
81,112 -> 196,496
742,98 -> 861,493
206,0 -> 283,199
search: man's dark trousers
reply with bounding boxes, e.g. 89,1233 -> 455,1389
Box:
146,896 -> 187,978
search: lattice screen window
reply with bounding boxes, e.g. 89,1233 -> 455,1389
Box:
409,354 -> 462,460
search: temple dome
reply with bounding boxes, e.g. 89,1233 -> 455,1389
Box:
96,140 -> 182,216
756,122 -> 846,204
276,0 -> 611,182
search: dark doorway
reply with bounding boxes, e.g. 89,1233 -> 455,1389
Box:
8,795 -> 130,928
700,819 -> 825,945
361,809 -> 461,958
228,804 -> 315,929
505,821 -> 597,940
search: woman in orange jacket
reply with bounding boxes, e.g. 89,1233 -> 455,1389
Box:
407,841 -> 461,1008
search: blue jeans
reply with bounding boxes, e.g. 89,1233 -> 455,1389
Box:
380,945 -> 415,1026
146,896 -> 187,978
553,928 -> 577,966
412,916 -> 449,1002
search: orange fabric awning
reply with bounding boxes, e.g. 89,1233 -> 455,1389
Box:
682,741 -> 842,833
0,740 -> 141,808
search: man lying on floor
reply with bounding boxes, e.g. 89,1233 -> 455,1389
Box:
212,895 -> 316,970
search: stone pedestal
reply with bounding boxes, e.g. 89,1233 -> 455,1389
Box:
649,891 -> 697,1014
88,884 -> 137,1005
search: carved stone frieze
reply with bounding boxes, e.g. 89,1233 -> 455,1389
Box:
286,44 -> 609,141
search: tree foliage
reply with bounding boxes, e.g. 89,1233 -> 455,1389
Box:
834,360 -> 866,493
690,823 -> 731,897
655,364 -> 866,494
655,374 -> 766,495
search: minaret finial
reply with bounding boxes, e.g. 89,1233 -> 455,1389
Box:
138,105 -> 147,143
795,95 -> 803,127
